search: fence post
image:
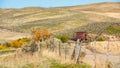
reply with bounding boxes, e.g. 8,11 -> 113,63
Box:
65,45 -> 69,60
106,38 -> 111,68
94,40 -> 96,68
79,40 -> 82,63
38,41 -> 42,55
59,41 -> 61,56
65,45 -> 66,59
50,36 -> 55,51
106,39 -> 109,63
72,39 -> 81,64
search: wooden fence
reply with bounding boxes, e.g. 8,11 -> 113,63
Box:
0,38 -> 120,68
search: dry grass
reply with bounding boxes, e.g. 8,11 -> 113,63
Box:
0,52 -> 45,68
0,29 -> 31,42
0,50 -> 76,68
66,2 -> 120,12
0,2 -> 120,34
0,46 -> 74,68
88,41 -> 120,55
0,2 -> 120,68
0,40 -> 120,68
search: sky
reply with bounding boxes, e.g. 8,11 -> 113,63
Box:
0,0 -> 120,8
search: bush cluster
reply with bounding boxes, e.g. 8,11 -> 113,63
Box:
0,29 -> 51,50
55,35 -> 70,43
10,38 -> 31,48
0,45 -> 9,50
32,29 -> 51,41
0,37 -> 31,50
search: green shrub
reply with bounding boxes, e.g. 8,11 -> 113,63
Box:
55,35 -> 70,43
106,25 -> 120,34
0,49 -> 15,54
97,37 -> 106,41
17,37 -> 31,43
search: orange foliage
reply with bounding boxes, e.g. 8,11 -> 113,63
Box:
32,29 -> 50,41
42,29 -> 51,39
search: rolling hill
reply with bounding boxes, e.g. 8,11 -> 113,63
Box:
61,2 -> 120,12
0,2 -> 120,41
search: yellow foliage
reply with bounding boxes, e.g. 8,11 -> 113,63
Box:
32,29 -> 51,41
0,38 -> 30,49
0,45 -> 9,50
10,40 -> 25,48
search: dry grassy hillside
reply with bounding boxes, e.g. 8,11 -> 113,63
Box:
0,29 -> 31,42
0,2 -> 120,41
0,2 -> 120,68
62,2 -> 120,12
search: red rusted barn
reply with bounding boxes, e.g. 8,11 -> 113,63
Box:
71,32 -> 90,42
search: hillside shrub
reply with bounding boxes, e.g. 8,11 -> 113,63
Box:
55,35 -> 70,43
10,37 -> 31,48
10,40 -> 25,48
0,45 -> 9,50
0,49 -> 15,54
17,37 -> 31,43
106,25 -> 120,34
97,37 -> 106,41
3,42 -> 11,47
0,38 -> 31,49
32,29 -> 51,41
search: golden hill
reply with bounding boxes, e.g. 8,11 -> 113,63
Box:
0,2 -> 120,38
59,2 -> 120,12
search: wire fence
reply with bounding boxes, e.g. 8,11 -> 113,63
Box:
0,38 -> 120,68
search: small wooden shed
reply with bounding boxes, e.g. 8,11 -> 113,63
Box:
71,32 -> 90,42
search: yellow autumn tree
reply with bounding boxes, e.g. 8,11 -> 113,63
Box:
42,29 -> 51,39
32,29 -> 50,41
